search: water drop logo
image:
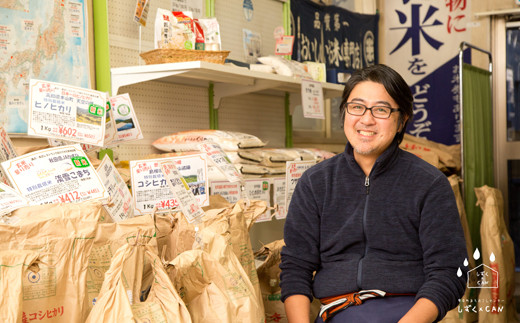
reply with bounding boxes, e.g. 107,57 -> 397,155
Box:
459,248 -> 499,289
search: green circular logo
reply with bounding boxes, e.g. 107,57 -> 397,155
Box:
117,104 -> 130,116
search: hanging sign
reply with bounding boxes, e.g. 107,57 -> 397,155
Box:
28,79 -> 106,147
134,0 -> 150,26
291,0 -> 379,77
198,143 -> 242,183
301,79 -> 325,119
1,145 -> 109,205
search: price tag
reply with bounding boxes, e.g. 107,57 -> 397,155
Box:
130,154 -> 209,215
272,177 -> 287,219
1,145 -> 109,205
0,183 -> 31,216
285,160 -> 315,212
108,94 -> 144,145
209,180 -> 241,203
301,79 -> 325,119
96,155 -> 134,222
244,178 -> 272,222
133,0 -> 150,26
160,161 -> 205,223
28,79 -> 107,147
198,143 -> 242,183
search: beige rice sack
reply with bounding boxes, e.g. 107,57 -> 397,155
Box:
170,249 -> 263,323
255,239 -> 321,323
0,201 -> 101,322
440,176 -> 478,323
0,250 -> 40,322
152,129 -> 266,152
86,243 -> 191,323
475,186 -> 519,323
87,214 -> 157,311
400,134 -> 460,171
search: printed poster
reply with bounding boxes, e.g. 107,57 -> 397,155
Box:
273,177 -> 286,219
209,180 -> 241,203
28,79 -> 107,147
96,155 -> 134,222
130,154 -> 209,215
244,178 -> 271,222
1,145 -> 109,205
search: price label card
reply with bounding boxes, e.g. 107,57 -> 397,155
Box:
244,178 -> 272,223
272,177 -> 286,220
104,100 -> 118,146
209,180 -> 241,203
0,183 -> 31,216
130,154 -> 209,215
0,127 -> 18,185
198,143 -> 242,183
275,35 -> 294,55
96,155 -> 134,222
301,79 -> 325,119
285,160 -> 315,212
160,161 -> 205,223
1,145 -> 109,205
28,79 -> 107,147
109,94 -> 144,145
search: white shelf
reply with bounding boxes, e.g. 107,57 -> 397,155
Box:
111,61 -> 344,113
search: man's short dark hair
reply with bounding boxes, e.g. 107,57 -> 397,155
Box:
339,64 -> 414,144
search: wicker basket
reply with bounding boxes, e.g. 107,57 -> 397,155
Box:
140,48 -> 230,65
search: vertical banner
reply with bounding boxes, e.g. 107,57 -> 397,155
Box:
291,0 -> 379,82
385,0 -> 471,145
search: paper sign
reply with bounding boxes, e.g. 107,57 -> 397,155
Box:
273,177 -> 287,219
285,160 -> 315,211
0,183 -> 31,216
47,138 -> 97,153
198,143 -> 242,183
301,79 -> 325,119
209,180 -> 241,203
130,154 -> 208,215
109,93 -> 144,144
160,161 -> 205,223
134,0 -> 150,26
96,155 -> 134,222
244,178 -> 272,222
275,35 -> 294,56
0,127 -> 18,185
1,145 -> 109,205
28,79 -> 107,146
172,0 -> 204,18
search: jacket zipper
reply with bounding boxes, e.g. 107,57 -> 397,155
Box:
357,176 -> 370,289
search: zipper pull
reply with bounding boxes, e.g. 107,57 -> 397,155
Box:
365,176 -> 370,194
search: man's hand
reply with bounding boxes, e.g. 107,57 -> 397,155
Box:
284,294 -> 311,323
398,298 -> 438,323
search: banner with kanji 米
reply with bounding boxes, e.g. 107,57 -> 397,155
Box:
291,0 -> 379,80
385,0 -> 471,145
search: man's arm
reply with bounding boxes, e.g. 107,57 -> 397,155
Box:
284,294 -> 311,323
398,297 -> 438,323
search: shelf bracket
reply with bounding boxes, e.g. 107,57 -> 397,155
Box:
213,79 -> 284,109
111,71 -> 187,95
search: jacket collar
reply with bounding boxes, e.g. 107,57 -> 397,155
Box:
343,138 -> 401,177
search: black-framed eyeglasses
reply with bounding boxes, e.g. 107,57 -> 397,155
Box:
344,102 -> 399,119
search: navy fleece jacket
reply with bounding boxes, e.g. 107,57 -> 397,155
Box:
280,140 -> 467,321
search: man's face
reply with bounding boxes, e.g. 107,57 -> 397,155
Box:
343,81 -> 402,161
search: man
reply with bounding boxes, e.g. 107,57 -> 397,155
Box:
280,64 -> 467,323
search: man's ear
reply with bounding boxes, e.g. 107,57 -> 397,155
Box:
397,115 -> 409,133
